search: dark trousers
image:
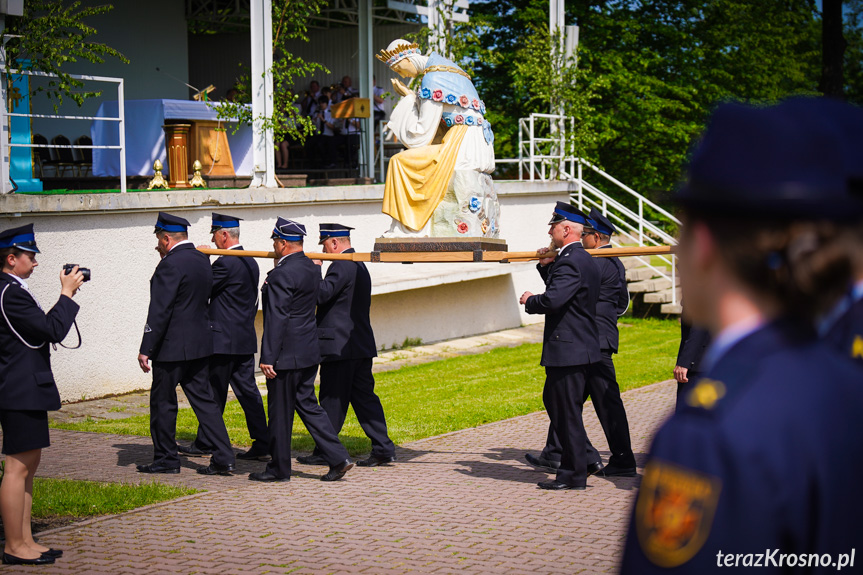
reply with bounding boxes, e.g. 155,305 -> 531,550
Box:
542,352 -> 636,469
150,358 -> 235,468
313,358 -> 395,458
194,354 -> 269,451
543,364 -> 589,487
265,366 -> 349,479
676,370 -> 703,413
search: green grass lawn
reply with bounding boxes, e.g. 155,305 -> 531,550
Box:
30,478 -> 199,519
53,318 -> 679,456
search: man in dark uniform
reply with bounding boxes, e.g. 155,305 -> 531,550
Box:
673,320 -> 711,410
519,202 -> 601,490
525,209 -> 637,477
297,223 -> 396,468
179,213 -> 270,461
251,218 -> 353,483
137,212 -> 235,476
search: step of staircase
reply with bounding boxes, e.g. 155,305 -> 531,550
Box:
627,276 -> 679,293
643,287 -> 681,304
660,302 -> 683,315
625,266 -> 667,282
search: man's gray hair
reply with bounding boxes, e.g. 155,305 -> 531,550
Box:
225,228 -> 240,240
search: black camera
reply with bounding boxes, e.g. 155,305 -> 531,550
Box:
63,263 -> 91,282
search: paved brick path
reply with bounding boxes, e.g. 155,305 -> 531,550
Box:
2,379 -> 674,575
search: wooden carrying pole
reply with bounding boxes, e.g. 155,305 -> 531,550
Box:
197,245 -> 674,262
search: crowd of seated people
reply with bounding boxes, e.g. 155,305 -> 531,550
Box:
275,75 -> 387,173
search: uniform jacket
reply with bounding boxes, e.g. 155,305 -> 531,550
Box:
594,244 -> 629,353
0,272 -> 79,411
676,321 -> 711,373
823,296 -> 863,365
139,243 -> 214,362
209,246 -> 260,356
316,248 -> 377,361
620,319 -> 863,573
525,242 -> 601,367
260,251 -> 321,370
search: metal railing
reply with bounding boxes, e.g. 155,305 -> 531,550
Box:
501,112 -> 680,306
2,69 -> 126,193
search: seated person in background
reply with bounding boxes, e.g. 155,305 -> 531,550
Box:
312,96 -> 337,168
341,75 -> 358,98
224,88 -> 239,102
373,76 -> 386,125
331,83 -> 346,104
301,81 -> 321,116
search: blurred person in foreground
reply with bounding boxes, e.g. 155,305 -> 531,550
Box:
620,99 -> 863,573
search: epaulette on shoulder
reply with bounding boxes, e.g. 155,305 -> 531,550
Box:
684,378 -> 727,412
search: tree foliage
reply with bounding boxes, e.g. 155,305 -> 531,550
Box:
454,0 -> 859,201
213,0 -> 328,144
2,0 -> 128,108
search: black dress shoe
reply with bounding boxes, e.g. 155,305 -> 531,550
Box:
595,464 -> 637,477
136,463 -> 180,474
321,459 -> 354,481
177,443 -> 212,457
537,480 -> 586,490
356,454 -> 396,467
587,461 -> 605,476
297,453 -> 327,465
196,462 -> 234,476
525,453 -> 561,472
248,470 -> 290,482
42,549 -> 63,558
2,552 -> 55,565
237,447 -> 272,462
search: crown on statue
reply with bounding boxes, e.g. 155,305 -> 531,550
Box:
375,42 -> 422,67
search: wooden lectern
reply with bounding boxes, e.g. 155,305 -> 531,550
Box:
330,97 -> 370,119
188,121 -> 235,176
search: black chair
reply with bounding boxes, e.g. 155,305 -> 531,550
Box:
73,135 -> 93,177
51,134 -> 76,177
32,133 -> 59,178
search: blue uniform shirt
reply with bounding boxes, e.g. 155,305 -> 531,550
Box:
620,318 -> 863,573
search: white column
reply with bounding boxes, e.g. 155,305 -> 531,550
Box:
359,0 -> 375,181
428,0 -> 447,55
250,0 -> 276,188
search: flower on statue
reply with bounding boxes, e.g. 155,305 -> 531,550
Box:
469,197 -> 481,213
457,221 -> 469,234
472,98 -> 481,110
421,87 -> 432,99
465,116 -> 476,126
454,115 -> 465,124
458,95 -> 470,107
445,117 -> 454,127
445,94 -> 458,105
432,89 -> 444,102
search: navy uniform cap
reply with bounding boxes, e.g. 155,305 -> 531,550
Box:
154,212 -> 191,233
271,217 -> 306,241
211,212 -> 242,233
675,101 -> 854,221
778,97 -> 863,217
318,223 -> 354,244
0,223 -> 40,253
587,208 -> 615,236
548,201 -> 589,226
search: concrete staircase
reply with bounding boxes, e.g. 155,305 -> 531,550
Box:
621,256 -> 682,317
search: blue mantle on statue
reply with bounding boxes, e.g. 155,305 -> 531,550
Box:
91,99 -> 253,177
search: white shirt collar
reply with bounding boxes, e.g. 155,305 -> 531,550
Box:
701,314 -> 766,372
227,244 -> 242,250
7,272 -> 28,290
169,239 -> 194,252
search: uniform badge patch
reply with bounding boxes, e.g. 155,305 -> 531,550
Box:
686,378 -> 726,410
144,323 -> 152,333
852,335 -> 863,360
635,459 -> 722,568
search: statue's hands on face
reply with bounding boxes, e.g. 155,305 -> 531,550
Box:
391,78 -> 411,97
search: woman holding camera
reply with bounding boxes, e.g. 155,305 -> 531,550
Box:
0,224 -> 83,566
